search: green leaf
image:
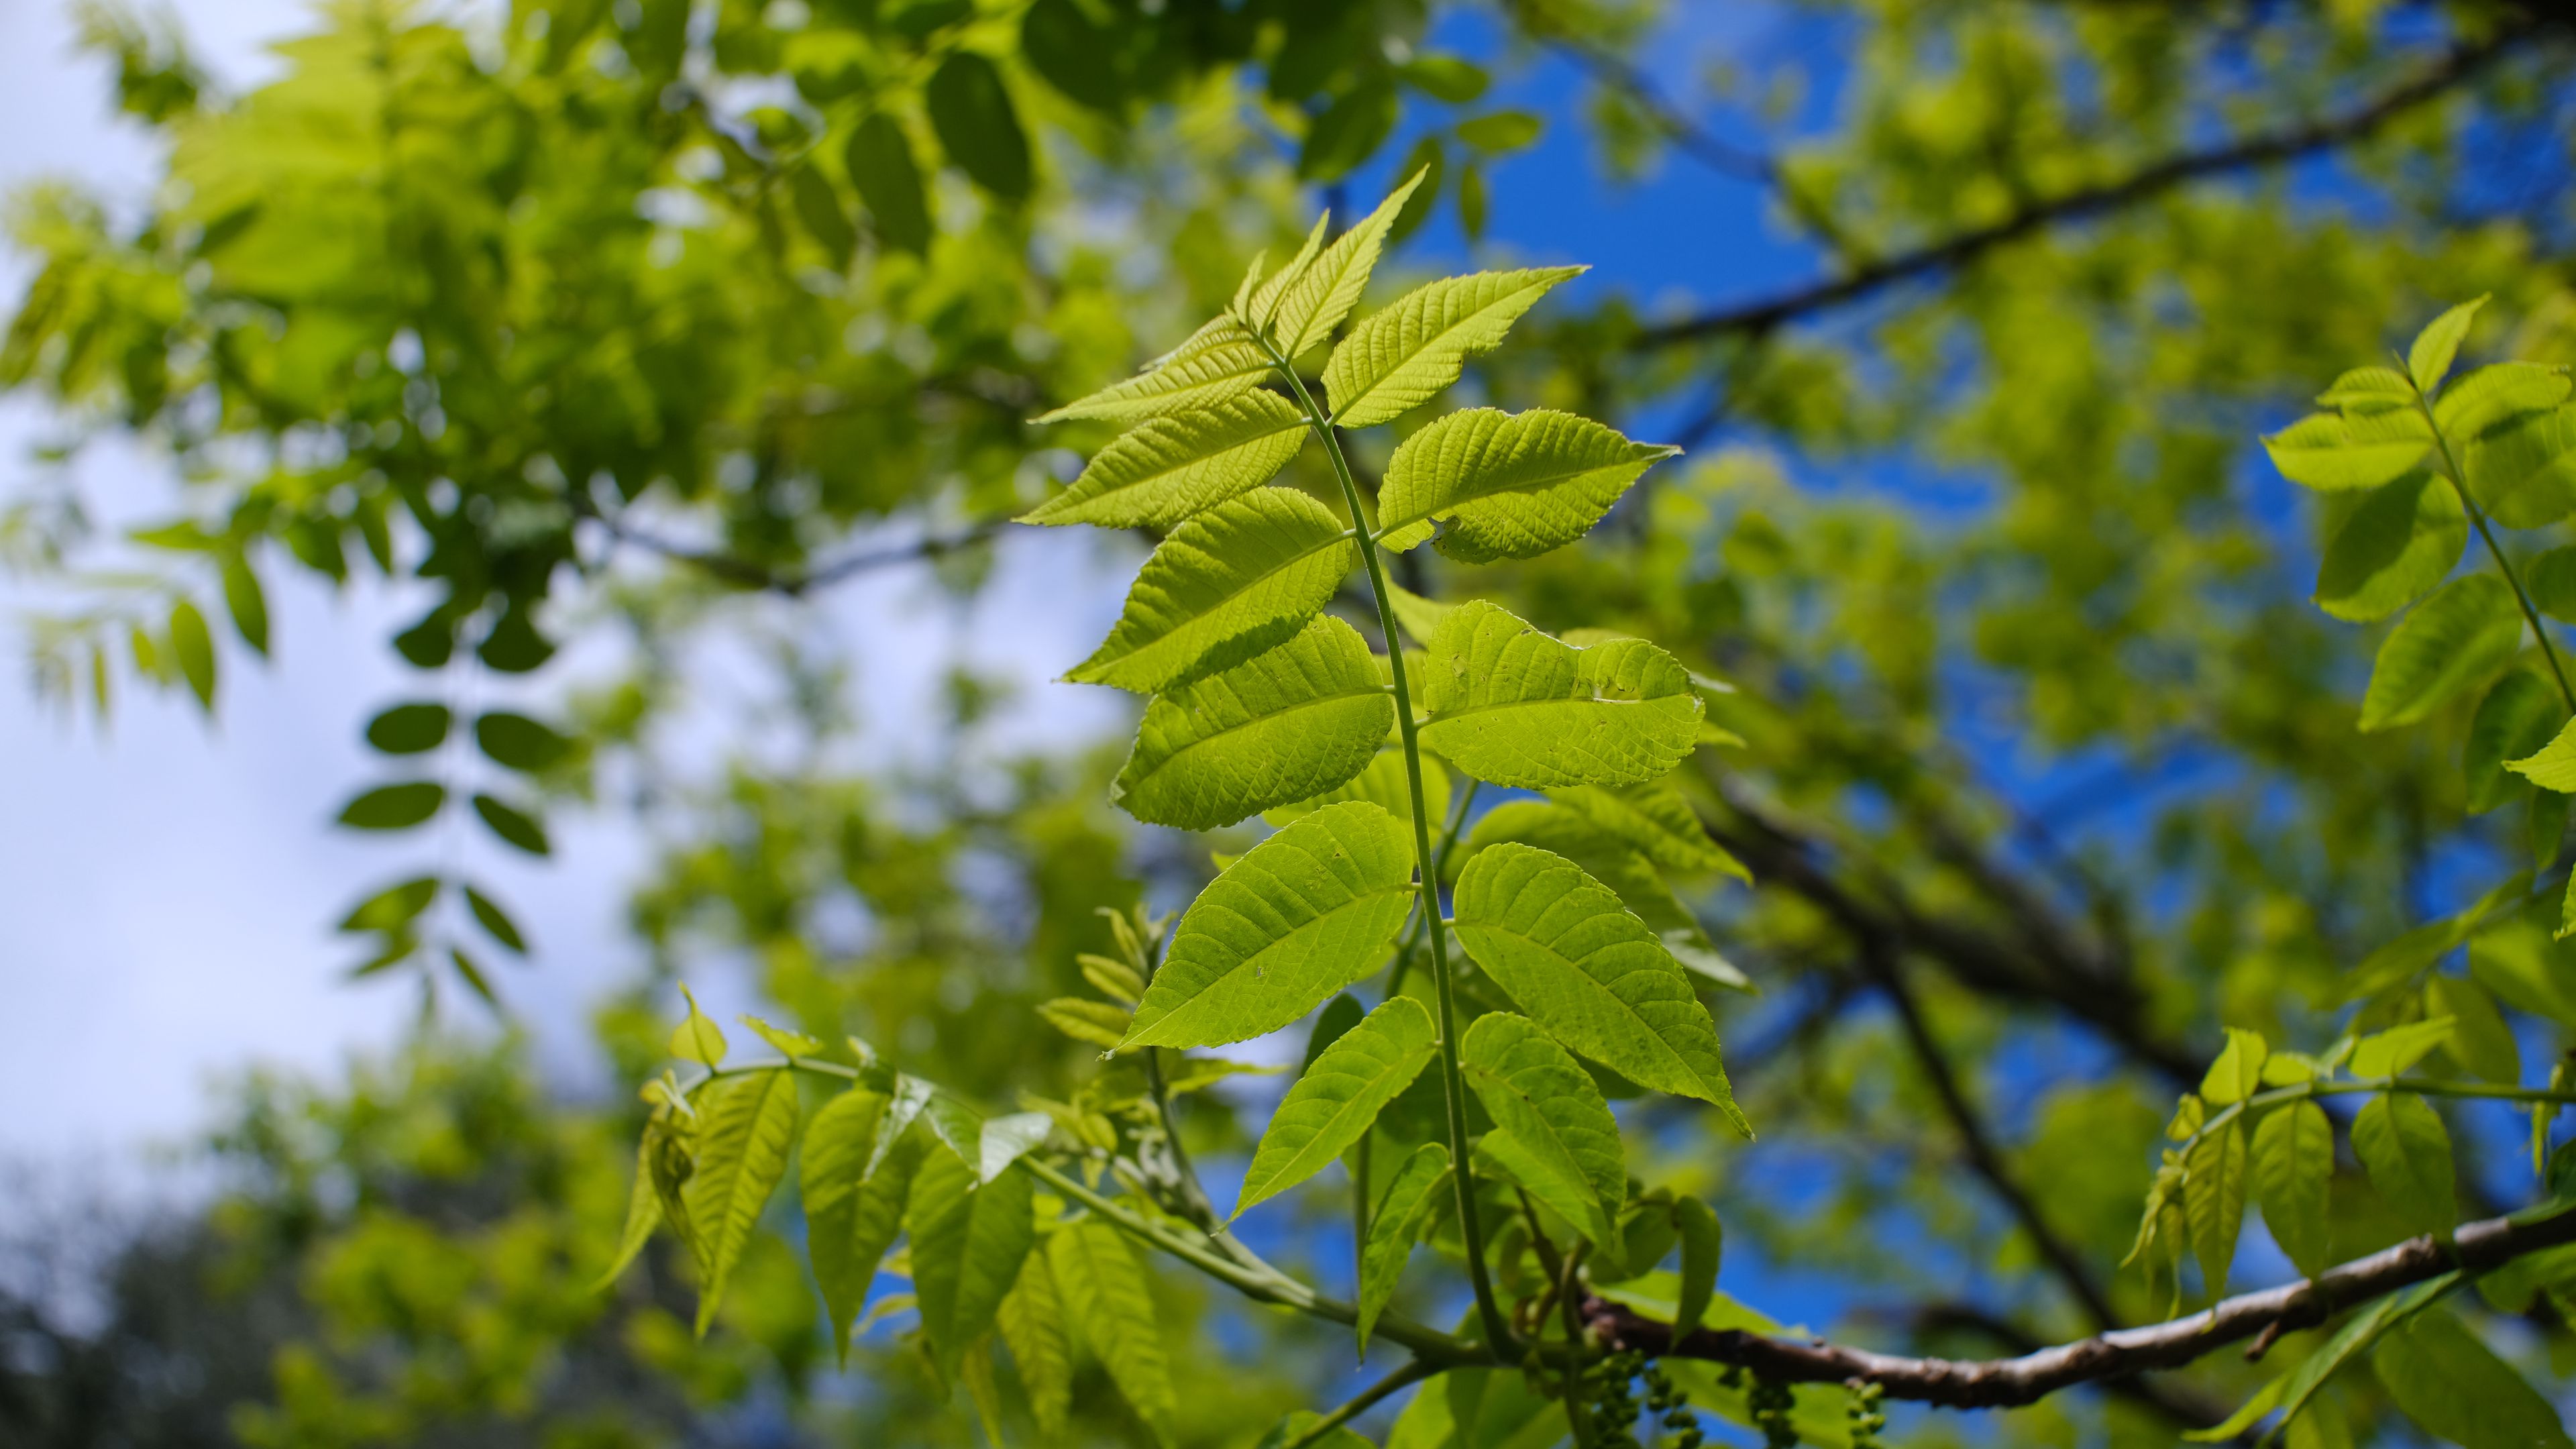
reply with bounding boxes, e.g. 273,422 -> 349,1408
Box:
2373,1307 -> 2574,1449
2262,411 -> 2432,492
1265,745 -> 1449,830
790,164 -> 856,270
2467,671 -> 2564,810
338,875 -> 439,932
1025,390 -> 1308,529
221,553 -> 268,655
1453,841 -> 1747,1131
2182,1375 -> 2286,1444
474,710 -> 570,771
670,983 -> 727,1065
339,782 -> 443,830
1039,996 -> 1130,1048
2200,1027 -> 2269,1104
2470,906 -> 2576,1025
1379,409 -> 1676,562
1041,312 -> 1278,425
1419,601 -> 1703,788
847,111 -> 932,255
2320,366 -> 2416,412
2271,1273 -> 2463,1436
1323,268 -> 1584,429
1672,1195 -> 1721,1337
593,1134 -> 664,1291
2461,404 -> 2576,528
1387,1364 -> 1562,1449
1019,0 -> 1121,110
2434,362 -> 2569,440
740,1014 -> 822,1058
2353,1093 -> 2455,1235
2526,545 -> 2576,621
463,883 -> 526,953
1454,111 -> 1542,151
1297,74 -> 1397,184
2184,1118 -> 2247,1296
998,1248 -> 1072,1441
1234,996 -> 1438,1220
1068,488 -> 1357,694
2509,714 -> 2576,790
1262,1413 -> 1375,1449
1112,616 -> 1393,829
472,792 -> 551,855
2253,1100 -> 2333,1279
1301,991 -> 1368,1073
2351,1016 -> 2454,1077
2357,574 -> 2522,732
2312,470 -> 2464,622
168,598 -> 215,709
2408,295 -> 2487,392
1459,1012 -> 1625,1245
682,1067 -> 800,1334
364,702 -> 449,754
1357,1141 -> 1452,1353
907,1140 -> 1036,1379
802,1088 -> 920,1364
1048,1220 -> 1175,1444
1549,779 -> 1737,877
1387,583 -> 1456,649
1117,801 -> 1415,1050
1261,170 -> 1426,358
977,1110 -> 1052,1183
2426,974 -> 2522,1085
1397,53 -> 1488,103
925,52 -> 1030,201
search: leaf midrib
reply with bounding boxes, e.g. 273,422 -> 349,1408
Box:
1332,275 -> 1558,421
1085,530 -> 1356,675
1130,683 -> 1387,785
1459,916 -> 1702,1091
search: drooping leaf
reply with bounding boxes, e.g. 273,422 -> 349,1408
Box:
977,1111 -> 1053,1183
1118,801 -> 1416,1050
1068,488 -> 1358,694
1672,1195 -> 1722,1338
168,598 -> 215,708
464,883 -> 527,953
1548,778 -> 1739,877
1453,841 -> 1746,1132
1357,1141 -> 1452,1354
474,710 -> 570,771
804,1089 -> 922,1364
2372,1307 -> 2575,1449
2357,574 -> 2522,732
339,781 -> 443,829
1262,171 -> 1425,358
2467,671 -> 2564,810
2262,411 -> 2432,492
594,1134 -> 664,1291
472,792 -> 551,855
1297,74 -> 1398,184
1037,313 -> 1274,424
1323,268 -> 1585,429
2408,295 -> 2487,392
847,111 -> 932,255
1234,996 -> 1438,1219
2353,1093 -> 2455,1235
908,1141 -> 1036,1379
998,1247 -> 1073,1440
1459,1012 -> 1625,1244
1112,616 -> 1393,829
2184,1118 -> 2248,1297
682,1067 -> 800,1334
2312,470 -> 2464,622
1049,1220 -> 1176,1444
2253,1100 -> 2333,1279
1420,601 -> 1702,790
1377,408 -> 1676,562
2271,1273 -> 2463,1435
1387,1363 -> 1564,1449
924,51 -> 1030,201
1025,390 -> 1309,529
2181,1376 -> 2287,1444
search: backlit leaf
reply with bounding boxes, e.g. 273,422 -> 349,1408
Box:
1357,1141 -> 1451,1353
2373,1307 -> 2574,1449
1460,1012 -> 1625,1245
1419,601 -> 1702,788
1069,488 -> 1357,694
2183,1118 -> 2247,1296
2253,1100 -> 2333,1278
682,1067 -> 800,1334
1324,268 -> 1584,429
1263,171 -> 1425,358
2408,295 -> 2487,392
925,52 -> 1029,200
908,1141 -> 1036,1379
1024,388 -> 1307,530
2467,671 -> 2563,810
2461,403 -> 2576,528
2263,411 -> 2432,492
2353,1093 -> 2455,1235
2357,574 -> 2522,732
1118,801 -> 1415,1050
1049,1220 -> 1175,1443
1037,313 -> 1273,424
2312,470 -> 2463,622
1112,616 -> 1393,829
803,1088 -> 919,1364
2434,362 -> 2569,440
998,1247 -> 1072,1440
1234,996 -> 1438,1219
1379,408 -> 1676,562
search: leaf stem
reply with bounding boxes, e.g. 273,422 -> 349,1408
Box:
1279,1357 -> 1442,1449
2172,1074 -> 2576,1162
1260,336 -> 1519,1355
2415,380 -> 2576,711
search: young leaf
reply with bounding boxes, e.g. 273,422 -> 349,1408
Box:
339,781 -> 443,829
2253,1100 -> 2333,1279
219,553 -> 268,655
2357,574 -> 2522,732
1067,488 -> 1358,694
671,983 -> 727,1065
2433,362 -> 2569,440
1049,1220 -> 1176,1444
907,1142 -> 1036,1379
1039,996 -> 1131,1048
1037,313 -> 1273,424
1234,996 -> 1438,1219
924,51 -> 1030,201
1357,1140 -> 1452,1353
364,701 -> 449,753
1476,1130 -> 1613,1250
1024,390 -> 1308,529
1322,268 -> 1585,429
594,1135 -> 665,1291
1452,841 -> 1748,1132
1263,170 -> 1426,358
2353,1093 -> 2455,1235
2319,366 -> 2416,411
2200,1027 -> 2269,1104
2183,1118 -> 2247,1297
2372,1307 -> 2575,1449
1118,801 -> 1416,1050
1672,1195 -> 1721,1338
2262,411 -> 2433,492
1377,408 -> 1677,562
998,1248 -> 1072,1441
2466,671 -> 2563,811
2408,295 -> 2487,392
1112,616 -> 1393,829
847,111 -> 932,255
2312,470 -> 2465,622
977,1110 -> 1053,1183
1460,1012 -> 1625,1244
2508,714 -> 2576,790
682,1067 -> 800,1334
803,1089 -> 922,1364
1419,601 -> 1703,788
2351,1016 -> 2455,1077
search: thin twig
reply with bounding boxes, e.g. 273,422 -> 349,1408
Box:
582,500 -> 1006,597
1278,1358 -> 1442,1449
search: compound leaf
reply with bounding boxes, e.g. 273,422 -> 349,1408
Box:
1024,388 -> 1309,528
1069,488 -> 1357,694
1378,408 -> 1676,562
1263,171 -> 1426,358
682,1067 -> 800,1334
1113,616 -> 1393,830
1038,313 -> 1274,424
1420,600 -> 1702,788
1324,268 -> 1584,429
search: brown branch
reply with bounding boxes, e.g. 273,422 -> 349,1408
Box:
1632,23 -> 2540,349
1906,1303 -> 2239,1434
1582,1202 -> 2576,1409
1860,936 -> 2123,1334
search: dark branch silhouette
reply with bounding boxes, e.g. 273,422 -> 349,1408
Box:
580,506 -> 1006,597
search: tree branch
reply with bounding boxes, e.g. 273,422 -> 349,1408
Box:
1632,23 -> 2540,349
1582,1202 -> 2576,1409
578,500 -> 1005,597
1904,1302 -> 2239,1434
